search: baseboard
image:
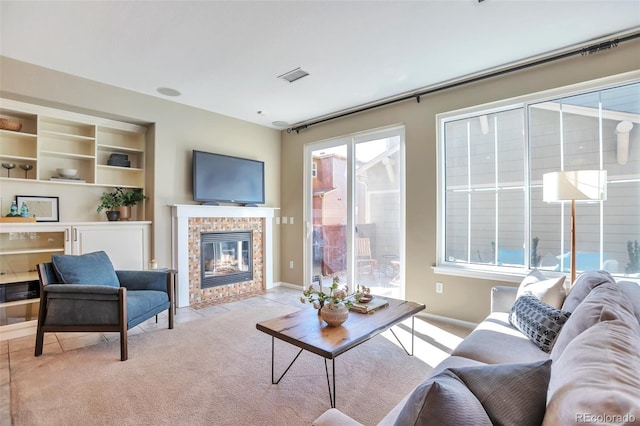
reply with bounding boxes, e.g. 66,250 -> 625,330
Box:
271,281 -> 303,290
417,312 -> 478,330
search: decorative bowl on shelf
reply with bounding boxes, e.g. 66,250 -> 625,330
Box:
0,118 -> 22,131
56,168 -> 78,178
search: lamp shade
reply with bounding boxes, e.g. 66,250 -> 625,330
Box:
543,170 -> 607,202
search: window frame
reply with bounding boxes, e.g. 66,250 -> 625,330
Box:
435,71 -> 640,282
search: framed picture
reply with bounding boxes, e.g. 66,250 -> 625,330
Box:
15,196 -> 59,222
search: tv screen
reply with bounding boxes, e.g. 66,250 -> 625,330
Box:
192,150 -> 265,205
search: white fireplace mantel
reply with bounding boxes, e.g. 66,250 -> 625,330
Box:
171,204 -> 278,308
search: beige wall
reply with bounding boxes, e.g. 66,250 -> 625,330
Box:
0,57 -> 281,281
281,39 -> 640,323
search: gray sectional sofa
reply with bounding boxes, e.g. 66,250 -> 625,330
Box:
314,270 -> 640,425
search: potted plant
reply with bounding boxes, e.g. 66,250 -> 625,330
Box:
301,276 -> 353,326
97,188 -> 147,221
97,191 -> 121,221
114,187 -> 147,221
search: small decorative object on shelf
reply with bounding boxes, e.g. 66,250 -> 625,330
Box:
149,259 -> 158,270
2,163 -> 15,178
19,202 -> 29,218
20,164 -> 33,179
7,201 -> 19,217
301,276 -> 353,326
0,118 -> 22,131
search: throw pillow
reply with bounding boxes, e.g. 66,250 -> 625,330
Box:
395,360 -> 552,426
52,250 -> 120,287
544,316 -> 640,425
394,369 -> 492,426
509,295 -> 571,353
450,359 -> 552,426
516,274 -> 566,309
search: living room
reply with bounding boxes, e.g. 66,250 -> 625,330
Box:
1,1 -> 640,425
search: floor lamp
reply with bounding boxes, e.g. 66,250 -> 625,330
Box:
543,170 -> 607,285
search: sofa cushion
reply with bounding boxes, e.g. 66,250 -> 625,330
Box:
543,313 -> 640,425
395,360 -> 551,426
551,283 -> 636,360
509,295 -> 571,353
617,280 -> 640,324
52,250 -> 120,287
452,312 -> 549,364
561,270 -> 615,312
516,273 -> 566,309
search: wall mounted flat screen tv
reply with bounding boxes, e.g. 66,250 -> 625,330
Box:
192,150 -> 265,205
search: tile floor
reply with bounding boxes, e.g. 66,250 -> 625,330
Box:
0,287 -> 473,425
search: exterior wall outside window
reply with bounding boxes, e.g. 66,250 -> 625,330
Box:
440,80 -> 640,278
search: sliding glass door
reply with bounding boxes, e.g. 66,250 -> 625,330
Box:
305,126 -> 405,298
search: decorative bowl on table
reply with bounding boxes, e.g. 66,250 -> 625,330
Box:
357,294 -> 374,304
56,168 -> 78,178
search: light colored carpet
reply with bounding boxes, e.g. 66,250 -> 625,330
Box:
10,300 -> 432,425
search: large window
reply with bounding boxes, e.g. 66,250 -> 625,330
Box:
439,78 -> 639,279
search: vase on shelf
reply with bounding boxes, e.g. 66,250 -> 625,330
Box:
320,304 -> 349,327
106,211 -> 120,221
117,205 -> 131,221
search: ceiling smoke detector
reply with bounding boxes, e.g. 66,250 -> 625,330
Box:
277,67 -> 310,83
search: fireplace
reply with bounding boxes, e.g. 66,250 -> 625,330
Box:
171,204 -> 276,308
201,231 -> 253,288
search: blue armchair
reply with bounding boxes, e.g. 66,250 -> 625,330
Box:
35,251 -> 174,361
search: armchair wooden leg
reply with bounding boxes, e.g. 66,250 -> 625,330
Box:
119,287 -> 128,361
35,326 -> 45,357
120,328 -> 128,361
169,305 -> 174,330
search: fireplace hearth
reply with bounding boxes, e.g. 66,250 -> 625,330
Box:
201,231 -> 253,288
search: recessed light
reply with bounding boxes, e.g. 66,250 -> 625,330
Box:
257,110 -> 267,116
272,121 -> 290,128
156,87 -> 181,97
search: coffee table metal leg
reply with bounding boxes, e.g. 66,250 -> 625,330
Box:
388,316 -> 416,356
271,336 -> 304,384
324,358 -> 336,408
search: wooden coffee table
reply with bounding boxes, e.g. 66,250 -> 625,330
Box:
256,297 -> 425,408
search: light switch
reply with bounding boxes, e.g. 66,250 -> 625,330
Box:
275,217 -> 280,225
289,216 -> 294,225
282,216 -> 288,224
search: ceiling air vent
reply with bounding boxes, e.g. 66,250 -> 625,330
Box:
277,67 -> 309,83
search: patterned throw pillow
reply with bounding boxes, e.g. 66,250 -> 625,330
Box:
509,295 -> 571,353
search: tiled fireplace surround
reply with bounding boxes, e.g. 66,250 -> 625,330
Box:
171,205 -> 276,308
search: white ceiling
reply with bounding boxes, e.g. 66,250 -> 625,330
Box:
1,1 -> 639,130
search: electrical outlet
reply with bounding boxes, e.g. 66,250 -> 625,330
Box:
436,282 -> 444,294
289,260 -> 294,269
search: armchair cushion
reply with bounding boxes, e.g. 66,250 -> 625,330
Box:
127,290 -> 171,329
52,251 -> 120,287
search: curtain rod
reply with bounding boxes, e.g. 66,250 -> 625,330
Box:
288,31 -> 640,134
